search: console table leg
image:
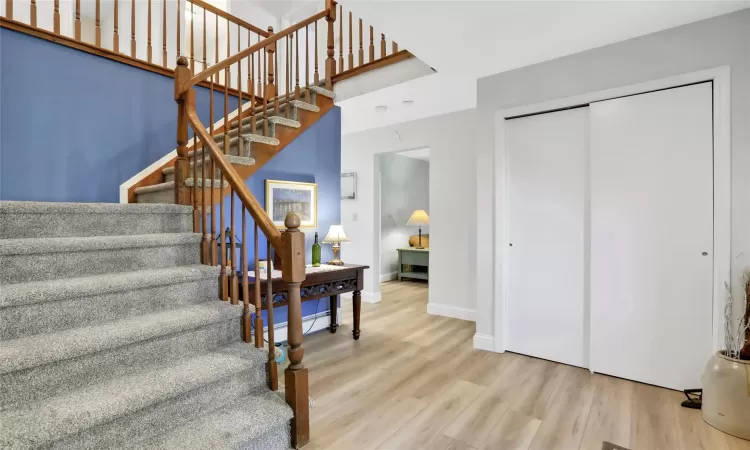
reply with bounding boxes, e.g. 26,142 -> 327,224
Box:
352,290 -> 361,340
329,294 -> 338,333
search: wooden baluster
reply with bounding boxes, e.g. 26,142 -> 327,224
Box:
174,57 -> 191,206
338,4 -> 343,73
53,0 -> 60,34
267,240 -> 277,391
30,0 -> 35,27
253,223 -> 263,347
75,0 -> 81,40
203,8 -> 207,71
225,20 -> 230,86
130,0 -> 136,57
192,108 -> 199,233
209,76 -> 217,266
369,25 -> 374,62
230,192 -> 238,304
295,28 -> 300,100
358,19 -> 365,66
250,49 -> 256,133
242,209 -> 250,343
380,33 -> 385,58
94,0 -> 99,45
257,34 -> 262,99
265,26 -> 275,116
176,0 -> 181,57
348,11 -> 353,70
285,35 -> 290,118
305,24 -> 310,102
147,0 -> 152,62
274,32 -> 279,115
219,67 -> 229,300
5,0 -> 12,20
162,0 -> 166,66
200,98 -> 209,264
262,45 -> 268,136
325,0 -> 336,89
282,214 -> 309,448
314,21 -> 319,86
247,33 -> 252,99
393,41 -> 398,53
113,0 -> 118,51
214,14 -> 218,83
189,1 -> 194,72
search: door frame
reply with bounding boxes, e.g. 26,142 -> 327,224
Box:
492,66 -> 731,360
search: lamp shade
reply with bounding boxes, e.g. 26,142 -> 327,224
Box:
322,225 -> 349,243
406,209 -> 430,227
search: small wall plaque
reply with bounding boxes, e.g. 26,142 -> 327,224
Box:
341,172 -> 357,200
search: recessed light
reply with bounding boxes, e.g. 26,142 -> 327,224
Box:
402,100 -> 414,106
375,105 -> 388,113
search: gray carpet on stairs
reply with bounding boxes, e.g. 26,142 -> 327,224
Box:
0,201 -> 292,449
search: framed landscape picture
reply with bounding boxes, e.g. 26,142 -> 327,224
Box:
265,180 -> 318,228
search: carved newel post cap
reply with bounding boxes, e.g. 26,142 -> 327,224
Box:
176,56 -> 189,67
284,213 -> 301,230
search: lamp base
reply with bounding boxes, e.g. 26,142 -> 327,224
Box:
326,243 -> 344,266
327,259 -> 345,266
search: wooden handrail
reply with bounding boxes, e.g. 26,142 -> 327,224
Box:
184,94 -> 283,251
190,0 -> 269,37
185,9 -> 329,92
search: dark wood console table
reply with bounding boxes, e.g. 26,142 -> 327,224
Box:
235,264 -> 369,340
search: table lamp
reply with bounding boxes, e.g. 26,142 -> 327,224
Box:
406,209 -> 429,249
322,224 -> 349,265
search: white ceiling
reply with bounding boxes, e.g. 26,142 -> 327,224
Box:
398,147 -> 431,161
339,0 -> 749,134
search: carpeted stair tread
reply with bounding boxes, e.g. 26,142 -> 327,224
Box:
0,351 -> 259,449
134,181 -> 175,194
309,85 -> 335,99
162,155 -> 256,176
228,115 -> 303,138
0,301 -> 241,375
142,391 -> 293,450
0,265 -> 219,308
0,232 -> 200,256
214,132 -> 280,151
184,177 -> 229,188
0,201 -> 191,215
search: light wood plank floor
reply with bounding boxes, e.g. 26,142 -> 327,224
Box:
292,281 -> 749,450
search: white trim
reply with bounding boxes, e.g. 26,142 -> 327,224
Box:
473,333 -> 495,352
341,290 -> 381,303
118,100 -> 258,203
492,66 -> 732,357
264,308 -> 342,343
427,302 -> 476,321
380,271 -> 398,283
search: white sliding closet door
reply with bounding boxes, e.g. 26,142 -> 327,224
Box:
506,107 -> 588,368
590,83 -> 713,390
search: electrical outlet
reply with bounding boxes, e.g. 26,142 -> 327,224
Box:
352,212 -> 358,221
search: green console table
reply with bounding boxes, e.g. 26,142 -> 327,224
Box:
397,248 -> 429,281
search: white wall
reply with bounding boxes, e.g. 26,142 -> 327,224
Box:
342,109 -> 476,315
474,9 -> 750,340
379,152 -> 429,279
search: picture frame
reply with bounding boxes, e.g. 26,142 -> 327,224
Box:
265,180 -> 318,228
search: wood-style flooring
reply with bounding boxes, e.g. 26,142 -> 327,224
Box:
290,281 -> 749,450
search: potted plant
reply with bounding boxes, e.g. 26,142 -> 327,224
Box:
701,268 -> 750,440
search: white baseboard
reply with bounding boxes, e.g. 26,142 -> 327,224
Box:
473,333 -> 495,352
341,291 -> 381,304
380,271 -> 398,283
264,308 -> 341,343
427,303 -> 476,322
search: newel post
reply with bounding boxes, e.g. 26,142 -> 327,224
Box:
174,56 -> 192,206
325,0 -> 337,90
281,213 -> 309,449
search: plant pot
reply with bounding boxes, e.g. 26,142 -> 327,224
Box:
701,351 -> 750,440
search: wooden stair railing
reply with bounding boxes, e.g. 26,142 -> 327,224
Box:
172,4 -> 345,448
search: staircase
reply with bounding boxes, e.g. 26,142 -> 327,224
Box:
0,202 -> 291,449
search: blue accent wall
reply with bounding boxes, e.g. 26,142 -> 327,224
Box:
218,107 -> 342,333
0,28 -> 243,202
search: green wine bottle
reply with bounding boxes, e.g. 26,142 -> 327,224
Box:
312,232 -> 321,267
